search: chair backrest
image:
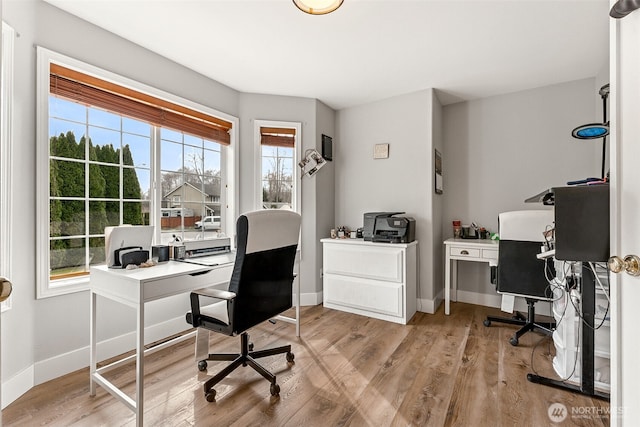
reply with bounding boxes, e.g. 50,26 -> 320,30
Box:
228,210 -> 301,334
497,210 -> 554,299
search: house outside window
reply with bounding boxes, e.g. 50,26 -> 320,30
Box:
37,48 -> 237,298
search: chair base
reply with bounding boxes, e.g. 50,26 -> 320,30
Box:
198,332 -> 294,402
483,298 -> 555,346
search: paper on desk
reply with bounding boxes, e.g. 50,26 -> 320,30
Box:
501,294 -> 516,313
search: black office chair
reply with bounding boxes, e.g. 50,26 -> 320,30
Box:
483,210 -> 556,346
186,209 -> 301,402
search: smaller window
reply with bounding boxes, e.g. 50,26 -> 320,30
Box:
255,121 -> 301,213
172,195 -> 181,204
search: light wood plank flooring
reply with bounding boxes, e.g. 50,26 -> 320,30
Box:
3,303 -> 609,426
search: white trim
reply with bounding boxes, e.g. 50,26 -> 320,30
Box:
253,120 -> 302,213
1,365 -> 33,410
1,22 -> 14,312
36,47 -> 239,298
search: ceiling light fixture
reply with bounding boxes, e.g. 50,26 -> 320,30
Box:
293,0 -> 344,15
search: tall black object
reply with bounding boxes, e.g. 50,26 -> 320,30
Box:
554,184 -> 610,263
528,185 -> 610,401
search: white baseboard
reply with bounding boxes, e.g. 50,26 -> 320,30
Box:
3,294 -> 325,409
2,365 -> 34,410
417,297 -> 437,314
301,291 -> 322,306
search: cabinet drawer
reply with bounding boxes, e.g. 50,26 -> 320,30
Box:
482,249 -> 498,260
449,247 -> 480,258
324,244 -> 403,283
324,274 -> 403,317
143,264 -> 233,301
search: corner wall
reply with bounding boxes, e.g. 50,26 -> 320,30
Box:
335,89 -> 438,312
441,78 -> 599,305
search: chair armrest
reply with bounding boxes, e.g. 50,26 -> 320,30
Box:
188,287 -> 237,328
192,287 -> 236,301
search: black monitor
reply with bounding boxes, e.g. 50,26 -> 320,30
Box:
554,184 -> 609,262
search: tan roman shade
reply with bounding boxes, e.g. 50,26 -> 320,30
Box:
260,126 -> 296,148
50,63 -> 232,145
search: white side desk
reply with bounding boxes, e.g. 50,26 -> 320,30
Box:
89,255 -> 300,426
443,238 -> 499,315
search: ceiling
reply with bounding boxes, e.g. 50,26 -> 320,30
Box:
42,0 -> 610,110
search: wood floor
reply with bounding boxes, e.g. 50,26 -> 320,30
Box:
3,303 -> 610,426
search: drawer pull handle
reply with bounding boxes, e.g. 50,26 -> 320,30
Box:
460,250 -> 469,255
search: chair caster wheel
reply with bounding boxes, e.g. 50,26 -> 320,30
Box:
286,352 -> 295,363
270,383 -> 280,396
483,319 -> 491,327
205,390 -> 216,402
249,342 -> 254,351
510,336 -> 519,346
198,360 -> 208,371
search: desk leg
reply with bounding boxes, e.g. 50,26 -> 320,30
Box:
295,276 -> 300,337
89,291 -> 97,396
451,259 -> 458,302
135,302 -> 144,426
445,253 -> 451,315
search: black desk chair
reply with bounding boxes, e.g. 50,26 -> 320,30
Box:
186,209 -> 301,402
484,210 -> 555,346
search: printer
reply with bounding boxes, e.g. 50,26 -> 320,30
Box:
372,215 -> 416,243
363,212 -> 404,241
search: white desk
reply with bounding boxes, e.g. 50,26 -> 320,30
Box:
443,238 -> 499,315
89,255 -> 300,426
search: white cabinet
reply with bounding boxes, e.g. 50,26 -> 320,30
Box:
321,238 -> 417,324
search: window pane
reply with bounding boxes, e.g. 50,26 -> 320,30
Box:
203,149 -> 220,173
105,201 -> 120,226
123,167 -> 145,200
51,200 -> 85,237
89,163 -> 106,198
89,126 -> 120,161
123,201 -> 145,225
184,133 -> 202,148
50,96 -> 86,120
161,127 -> 182,143
278,147 -> 294,158
50,128 -> 85,160
99,164 -> 120,199
123,133 -> 151,167
262,145 -> 277,157
50,159 -> 84,197
161,140 -> 182,172
133,168 -> 150,200
89,200 -> 108,234
89,237 -> 106,266
161,171 -> 183,197
123,117 -> 151,136
184,145 -> 203,172
50,238 -> 86,276
88,107 -> 121,130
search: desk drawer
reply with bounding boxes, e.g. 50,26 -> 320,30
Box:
482,249 -> 498,260
449,247 -> 480,258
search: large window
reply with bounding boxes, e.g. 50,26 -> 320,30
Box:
37,48 -> 237,298
254,121 -> 301,212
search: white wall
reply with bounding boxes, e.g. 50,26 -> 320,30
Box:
335,89 -> 438,312
441,78 -> 600,303
237,93 -> 336,302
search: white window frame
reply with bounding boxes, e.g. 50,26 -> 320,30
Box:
1,22 -> 15,312
254,120 -> 302,213
36,47 -> 239,298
